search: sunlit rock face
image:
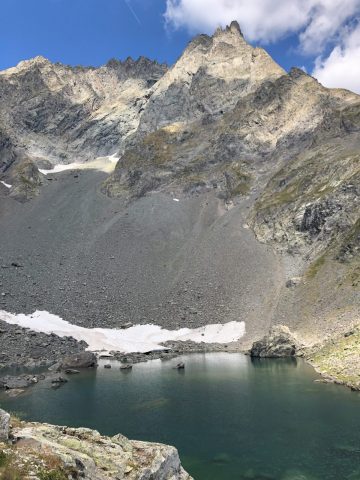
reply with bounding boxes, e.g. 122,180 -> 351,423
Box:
9,420 -> 193,479
0,55 -> 167,169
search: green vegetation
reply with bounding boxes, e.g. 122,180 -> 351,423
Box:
310,325 -> 360,387
0,450 -> 23,480
38,469 -> 68,480
306,254 -> 327,279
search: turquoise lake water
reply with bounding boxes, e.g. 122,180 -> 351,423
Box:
1,353 -> 360,480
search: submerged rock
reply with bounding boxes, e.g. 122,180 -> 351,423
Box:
174,362 -> 185,370
120,364 -> 133,371
0,374 -> 39,389
249,326 -> 299,358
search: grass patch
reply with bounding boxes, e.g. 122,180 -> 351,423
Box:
38,469 -> 68,480
0,450 -> 23,480
306,254 -> 326,279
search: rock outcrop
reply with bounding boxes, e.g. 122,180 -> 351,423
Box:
60,352 -> 97,369
249,326 -> 299,358
5,420 -> 192,479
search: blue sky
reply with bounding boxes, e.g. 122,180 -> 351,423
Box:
1,0 -> 360,93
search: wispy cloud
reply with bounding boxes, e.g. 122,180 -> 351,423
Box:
313,20 -> 360,93
124,0 -> 142,25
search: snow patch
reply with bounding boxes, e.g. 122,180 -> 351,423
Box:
39,157 -> 117,175
0,310 -> 245,353
108,153 -> 120,163
0,181 -> 12,189
39,164 -> 81,175
173,198 -> 180,202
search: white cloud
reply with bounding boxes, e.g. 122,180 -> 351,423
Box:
313,22 -> 360,93
164,0 -> 360,53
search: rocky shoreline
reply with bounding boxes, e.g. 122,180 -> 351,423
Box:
1,318 -> 359,396
0,410 -> 192,479
0,329 -> 242,397
0,320 -> 87,369
248,324 -> 360,391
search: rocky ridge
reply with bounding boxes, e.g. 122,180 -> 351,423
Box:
0,55 -> 167,173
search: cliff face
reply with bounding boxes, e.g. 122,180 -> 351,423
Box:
0,22 -> 358,350
0,56 -> 167,170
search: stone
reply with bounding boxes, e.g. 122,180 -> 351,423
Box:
0,408 -> 10,441
119,322 -> 133,329
0,375 -> 33,389
50,376 -> 68,384
5,388 -> 25,398
249,326 -> 299,358
174,362 -> 185,370
12,422 -> 193,479
60,352 -> 97,369
120,364 -> 133,371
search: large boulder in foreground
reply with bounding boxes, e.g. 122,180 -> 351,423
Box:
0,408 -> 10,442
249,325 -> 299,358
12,422 -> 192,479
60,352 -> 97,370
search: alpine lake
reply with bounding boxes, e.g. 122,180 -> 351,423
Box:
1,353 -> 360,480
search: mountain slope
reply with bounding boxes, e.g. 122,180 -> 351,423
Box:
0,22 -> 358,356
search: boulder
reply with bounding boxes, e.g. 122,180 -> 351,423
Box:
12,422 -> 193,479
174,362 -> 185,370
0,409 -> 10,442
120,364 -> 133,371
60,352 -> 97,369
249,326 -> 299,358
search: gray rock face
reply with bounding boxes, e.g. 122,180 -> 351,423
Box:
136,22 -> 285,134
249,326 -> 299,358
0,55 -> 167,173
0,408 -> 10,442
12,422 -> 193,479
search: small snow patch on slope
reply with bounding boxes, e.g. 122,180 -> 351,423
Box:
0,310 -> 245,353
39,157 -> 118,175
0,181 -> 12,189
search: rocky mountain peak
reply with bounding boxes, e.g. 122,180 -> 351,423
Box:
136,20 -> 285,132
0,55 -> 51,76
214,20 -> 243,38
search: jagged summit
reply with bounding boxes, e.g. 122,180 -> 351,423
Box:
0,55 -> 51,75
214,20 -> 243,37
137,19 -> 285,132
